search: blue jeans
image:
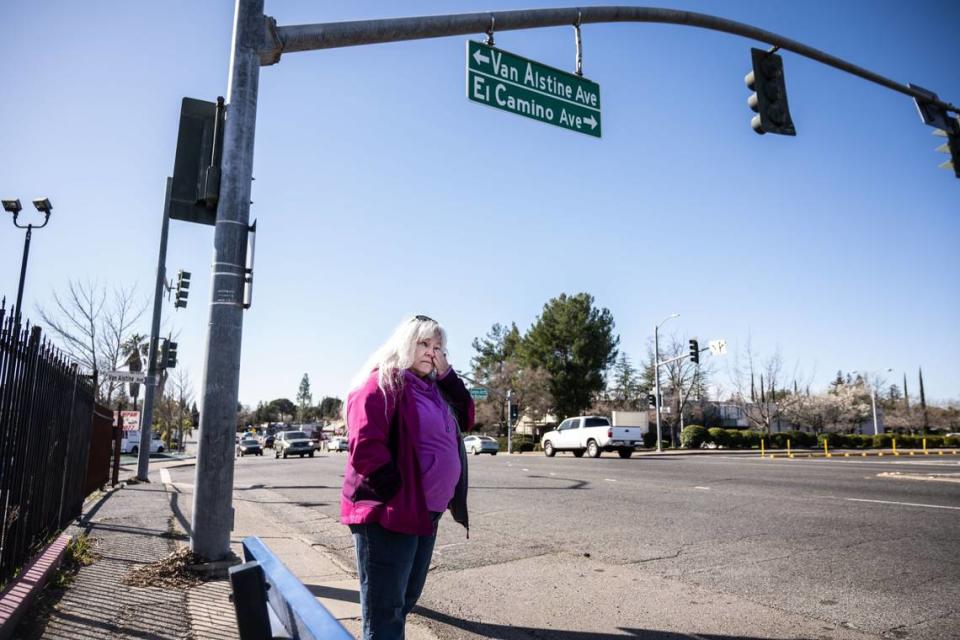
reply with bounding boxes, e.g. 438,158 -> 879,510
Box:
350,515 -> 440,640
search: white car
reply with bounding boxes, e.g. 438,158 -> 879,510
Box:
326,436 -> 349,452
463,435 -> 499,455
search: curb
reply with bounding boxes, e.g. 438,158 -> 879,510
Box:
0,534 -> 71,640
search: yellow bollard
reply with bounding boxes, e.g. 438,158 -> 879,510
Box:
761,438 -> 765,458
893,438 -> 898,456
844,452 -> 850,457
861,452 -> 867,457
787,438 -> 792,458
938,450 -> 943,456
923,437 -> 927,454
823,438 -> 831,458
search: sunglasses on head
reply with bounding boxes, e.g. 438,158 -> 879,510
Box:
413,315 -> 435,323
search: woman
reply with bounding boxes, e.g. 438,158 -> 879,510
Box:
341,315 -> 474,639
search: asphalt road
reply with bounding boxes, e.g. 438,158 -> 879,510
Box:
168,451 -> 960,639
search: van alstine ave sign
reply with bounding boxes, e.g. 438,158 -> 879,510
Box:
466,41 -> 601,138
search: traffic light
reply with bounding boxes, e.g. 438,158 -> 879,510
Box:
933,125 -> 960,179
647,393 -> 657,408
509,404 -> 519,422
744,48 -> 796,136
159,339 -> 169,370
174,270 -> 191,309
165,341 -> 178,369
689,339 -> 700,364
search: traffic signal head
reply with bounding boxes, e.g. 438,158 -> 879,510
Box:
647,393 -> 656,408
689,339 -> 700,364
174,270 -> 191,309
509,404 -> 519,421
165,342 -> 178,369
933,123 -> 960,179
745,48 -> 796,136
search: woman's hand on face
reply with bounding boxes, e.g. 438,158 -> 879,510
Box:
432,349 -> 450,377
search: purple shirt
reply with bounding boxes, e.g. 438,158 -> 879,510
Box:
405,370 -> 462,511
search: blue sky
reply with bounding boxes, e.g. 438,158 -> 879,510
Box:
1,1 -> 957,407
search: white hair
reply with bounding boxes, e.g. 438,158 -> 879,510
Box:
348,315 -> 448,396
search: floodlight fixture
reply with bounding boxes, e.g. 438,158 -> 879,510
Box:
32,198 -> 53,215
2,199 -> 22,215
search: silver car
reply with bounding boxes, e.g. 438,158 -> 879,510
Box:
464,435 -> 499,455
274,431 -> 317,459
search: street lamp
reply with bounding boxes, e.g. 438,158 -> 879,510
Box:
4,197 -> 53,324
853,368 -> 892,435
654,313 -> 680,452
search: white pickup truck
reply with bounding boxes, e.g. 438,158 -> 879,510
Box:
541,415 -> 645,458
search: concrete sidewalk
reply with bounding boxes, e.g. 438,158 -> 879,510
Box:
162,464 -> 440,640
14,459 -> 437,640
14,473 -> 238,640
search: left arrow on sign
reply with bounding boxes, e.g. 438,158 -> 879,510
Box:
472,49 -> 489,66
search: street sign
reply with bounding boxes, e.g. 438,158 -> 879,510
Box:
469,387 -> 489,400
113,410 -> 141,431
709,339 -> 727,355
106,370 -> 146,383
466,41 -> 602,138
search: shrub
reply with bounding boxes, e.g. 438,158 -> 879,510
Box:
873,433 -> 894,449
740,430 -> 762,449
681,425 -> 708,449
707,427 -> 727,447
642,430 -> 658,448
792,431 -> 818,448
768,432 -> 788,448
817,432 -> 838,448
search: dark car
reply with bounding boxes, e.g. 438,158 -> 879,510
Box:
236,436 -> 262,457
259,434 -> 275,449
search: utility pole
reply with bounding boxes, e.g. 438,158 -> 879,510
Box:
654,314 -> 679,452
191,0 -> 262,561
507,389 -> 513,454
138,179 -> 173,481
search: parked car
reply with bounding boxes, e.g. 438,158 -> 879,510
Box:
540,415 -> 644,458
236,436 -> 262,457
274,431 -> 316,459
463,435 -> 499,455
326,436 -> 349,452
120,431 -> 164,455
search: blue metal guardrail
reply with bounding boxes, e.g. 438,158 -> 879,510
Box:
230,535 -> 353,640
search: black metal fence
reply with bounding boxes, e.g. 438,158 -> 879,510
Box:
0,302 -> 97,587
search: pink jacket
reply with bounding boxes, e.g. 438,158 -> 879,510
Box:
341,368 -> 475,536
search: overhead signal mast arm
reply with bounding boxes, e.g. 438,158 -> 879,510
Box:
260,6 -> 958,116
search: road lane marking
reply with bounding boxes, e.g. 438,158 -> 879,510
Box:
604,478 -> 617,482
694,486 -> 711,490
846,498 -> 960,511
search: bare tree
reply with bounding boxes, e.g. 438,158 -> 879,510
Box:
729,340 -> 810,436
38,280 -> 146,404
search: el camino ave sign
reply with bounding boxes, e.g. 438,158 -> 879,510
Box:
466,41 -> 602,137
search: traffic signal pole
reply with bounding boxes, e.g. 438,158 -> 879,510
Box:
190,0 -> 959,561
190,0 -> 262,561
137,178 -> 172,481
